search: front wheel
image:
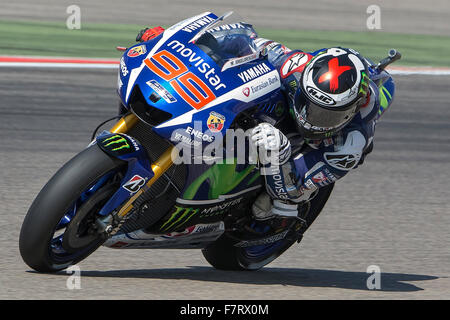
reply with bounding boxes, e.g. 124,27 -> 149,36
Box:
19,145 -> 125,273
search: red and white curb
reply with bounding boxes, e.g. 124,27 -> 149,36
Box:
1,56 -> 450,76
0,56 -> 119,69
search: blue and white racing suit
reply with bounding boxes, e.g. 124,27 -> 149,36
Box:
214,30 -> 396,203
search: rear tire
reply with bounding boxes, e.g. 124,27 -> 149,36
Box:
202,183 -> 334,271
19,145 -> 124,273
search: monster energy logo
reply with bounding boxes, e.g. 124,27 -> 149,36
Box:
289,80 -> 297,89
102,135 -> 131,152
359,72 -> 370,95
160,206 -> 199,232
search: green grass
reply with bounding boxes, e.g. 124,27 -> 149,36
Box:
1,19 -> 450,67
259,28 -> 450,67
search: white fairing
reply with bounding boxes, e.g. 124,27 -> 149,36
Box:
156,70 -> 281,128
103,222 -> 225,249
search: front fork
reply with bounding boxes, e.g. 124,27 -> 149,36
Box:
95,113 -> 176,235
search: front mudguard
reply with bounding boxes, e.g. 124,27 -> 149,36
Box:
94,132 -> 154,216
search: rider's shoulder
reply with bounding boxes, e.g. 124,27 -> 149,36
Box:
278,50 -> 314,80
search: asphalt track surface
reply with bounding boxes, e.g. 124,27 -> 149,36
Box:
0,65 -> 449,300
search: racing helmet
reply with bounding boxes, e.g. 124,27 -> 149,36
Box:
292,47 -> 370,139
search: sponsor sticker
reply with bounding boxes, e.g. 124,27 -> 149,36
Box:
221,52 -> 260,71
249,74 -> 279,95
171,125 -> 215,147
194,224 -> 220,234
146,80 -> 177,103
323,138 -> 334,147
199,197 -> 244,217
127,45 -> 147,58
304,179 -> 316,189
207,111 -> 226,133
237,62 -> 272,83
324,153 -> 359,170
234,229 -> 290,247
207,22 -> 247,33
120,57 -> 128,77
166,40 -> 226,91
100,134 -> 135,154
306,86 -> 336,105
123,175 -> 146,193
312,171 -> 328,184
185,126 -> 214,142
288,80 -> 297,89
163,225 -> 196,238
237,72 -> 281,102
181,16 -> 216,33
280,52 -> 311,78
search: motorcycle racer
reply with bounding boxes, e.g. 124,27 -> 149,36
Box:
249,44 -> 392,221
17,13 -> 401,274
135,21 -> 396,222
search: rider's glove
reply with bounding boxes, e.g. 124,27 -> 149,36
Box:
136,26 -> 165,42
251,123 -> 291,166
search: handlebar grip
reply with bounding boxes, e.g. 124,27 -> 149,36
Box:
377,49 -> 402,70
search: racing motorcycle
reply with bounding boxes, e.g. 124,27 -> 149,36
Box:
19,12 -> 399,273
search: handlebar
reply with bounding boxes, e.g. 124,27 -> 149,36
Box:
376,49 -> 402,71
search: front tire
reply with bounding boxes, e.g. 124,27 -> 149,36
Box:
19,145 -> 124,273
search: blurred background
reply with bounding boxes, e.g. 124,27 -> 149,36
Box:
1,0 -> 450,66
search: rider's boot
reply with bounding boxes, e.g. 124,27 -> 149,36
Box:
252,192 -> 298,221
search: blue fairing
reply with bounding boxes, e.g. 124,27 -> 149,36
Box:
96,11 -> 286,217
117,12 -> 283,143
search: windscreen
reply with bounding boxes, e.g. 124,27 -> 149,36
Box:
191,12 -> 261,69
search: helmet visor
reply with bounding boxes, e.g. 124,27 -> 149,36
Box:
295,95 -> 357,133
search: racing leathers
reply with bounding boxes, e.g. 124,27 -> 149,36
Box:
253,39 -> 394,219
234,37 -> 395,220
136,25 -> 395,220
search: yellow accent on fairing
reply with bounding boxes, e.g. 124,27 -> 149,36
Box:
116,146 -> 176,218
108,113 -> 177,218
110,113 -> 140,133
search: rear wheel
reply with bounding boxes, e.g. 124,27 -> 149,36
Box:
202,183 -> 334,270
19,145 -> 125,273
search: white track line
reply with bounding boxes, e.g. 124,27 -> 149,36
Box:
0,62 -> 118,69
1,61 -> 450,76
388,69 -> 450,76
